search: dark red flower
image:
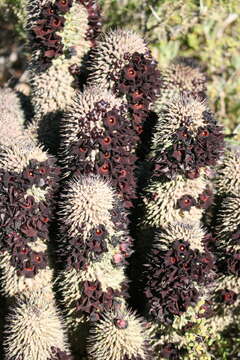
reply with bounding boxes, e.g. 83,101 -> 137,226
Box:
177,195 -> 196,211
124,66 -> 137,80
114,318 -> 128,329
198,189 -> 213,209
55,0 -> 73,12
218,289 -> 237,305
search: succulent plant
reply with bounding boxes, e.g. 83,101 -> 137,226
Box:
0,95 -> 72,357
1,1 -> 240,358
137,54 -> 224,360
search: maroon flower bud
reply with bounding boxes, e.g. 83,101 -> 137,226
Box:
114,318 -> 128,329
112,253 -> 124,265
124,66 -> 137,80
100,136 -> 112,148
198,128 -> 210,137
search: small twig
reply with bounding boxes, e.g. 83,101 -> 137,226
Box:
149,5 -> 161,22
217,13 -> 238,38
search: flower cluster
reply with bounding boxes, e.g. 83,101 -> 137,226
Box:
0,158 -> 59,278
144,239 -> 214,324
65,225 -> 108,270
30,1 -> 67,62
177,188 -> 213,211
62,223 -> 133,271
75,279 -> 127,321
61,93 -> 139,208
152,120 -> 224,180
114,52 -> 161,133
29,0 -> 101,66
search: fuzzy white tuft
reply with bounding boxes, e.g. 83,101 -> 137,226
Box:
0,87 -> 25,145
4,290 -> 70,360
59,175 -> 116,237
87,305 -> 151,360
215,147 -> 240,196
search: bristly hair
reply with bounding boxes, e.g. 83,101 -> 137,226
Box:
215,146 -> 240,197
0,88 -> 26,145
4,290 -> 72,360
154,62 -> 207,113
